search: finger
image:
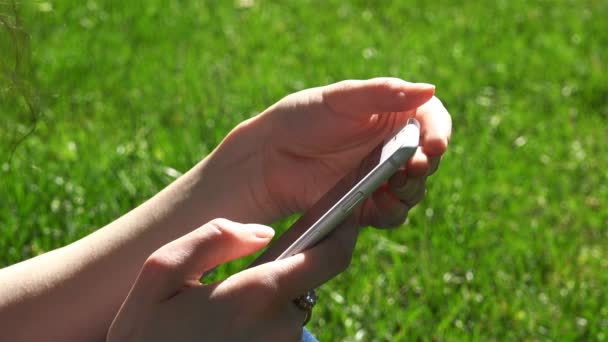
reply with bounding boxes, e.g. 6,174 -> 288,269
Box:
365,186 -> 410,229
389,175 -> 426,202
405,148 -> 430,177
322,77 -> 435,119
137,218 -> 275,301
228,219 -> 360,302
402,182 -> 427,207
392,177 -> 427,207
415,96 -> 452,156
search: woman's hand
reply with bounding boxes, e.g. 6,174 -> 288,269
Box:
0,78 -> 450,342
107,218 -> 358,342
205,77 -> 452,228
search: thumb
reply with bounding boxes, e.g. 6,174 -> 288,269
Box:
134,218 -> 274,302
322,77 -> 435,119
226,218 -> 360,303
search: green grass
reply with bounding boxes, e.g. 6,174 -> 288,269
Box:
2,0 -> 608,340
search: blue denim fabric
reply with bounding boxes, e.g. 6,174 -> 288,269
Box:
301,328 -> 319,342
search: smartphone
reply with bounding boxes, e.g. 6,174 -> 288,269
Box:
201,118 -> 420,279
250,118 -> 420,266
276,119 -> 420,260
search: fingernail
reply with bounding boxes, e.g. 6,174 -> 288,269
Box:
249,224 -> 275,239
414,82 -> 435,91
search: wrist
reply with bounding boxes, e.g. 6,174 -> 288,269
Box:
138,114 -> 279,244
195,152 -> 273,225
185,118 -> 278,225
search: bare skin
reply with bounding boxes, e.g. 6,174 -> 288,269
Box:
0,78 -> 452,341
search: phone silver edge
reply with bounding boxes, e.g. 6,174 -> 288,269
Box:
276,120 -> 420,260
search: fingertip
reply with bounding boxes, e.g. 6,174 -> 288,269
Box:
422,136 -> 449,156
417,96 -> 452,156
406,150 -> 430,177
247,224 -> 275,239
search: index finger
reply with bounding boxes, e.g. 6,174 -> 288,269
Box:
227,218 -> 360,301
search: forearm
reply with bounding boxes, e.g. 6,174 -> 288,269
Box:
0,153 -> 264,341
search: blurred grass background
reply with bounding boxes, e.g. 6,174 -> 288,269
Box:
1,0 -> 607,340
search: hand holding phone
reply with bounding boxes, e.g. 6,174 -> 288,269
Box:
274,118 -> 420,260
203,119 -> 420,278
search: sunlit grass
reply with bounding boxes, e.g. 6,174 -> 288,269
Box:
1,0 -> 607,340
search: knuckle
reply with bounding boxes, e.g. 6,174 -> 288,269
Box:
226,264 -> 288,304
141,251 -> 174,280
201,218 -> 231,239
370,77 -> 407,96
240,272 -> 282,302
257,274 -> 282,298
321,80 -> 355,105
325,78 -> 363,95
207,217 -> 231,231
280,88 -> 320,111
377,77 -> 399,92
